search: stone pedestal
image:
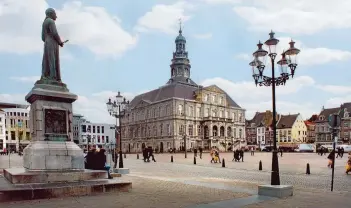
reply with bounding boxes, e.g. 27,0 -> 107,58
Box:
23,141 -> 84,170
23,83 -> 84,171
258,185 -> 293,198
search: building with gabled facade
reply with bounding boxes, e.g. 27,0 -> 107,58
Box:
276,113 -> 306,148
315,106 -> 340,145
338,102 -> 351,144
120,27 -> 246,153
246,111 -> 274,148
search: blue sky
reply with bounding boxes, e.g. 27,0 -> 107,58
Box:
1,0 -> 351,123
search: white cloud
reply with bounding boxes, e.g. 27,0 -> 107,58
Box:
234,53 -> 251,61
0,90 -> 144,124
0,0 -> 137,58
200,76 -> 316,119
200,0 -> 242,4
135,2 -> 193,34
9,76 -> 40,83
74,90 -> 148,123
193,33 -> 212,39
0,94 -> 27,105
316,85 -> 351,95
233,0 -> 351,35
238,37 -> 351,66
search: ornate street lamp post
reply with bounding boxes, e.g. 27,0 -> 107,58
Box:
249,31 -> 300,185
106,91 -> 129,169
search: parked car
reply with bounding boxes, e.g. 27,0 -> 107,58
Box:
261,146 -> 273,152
294,144 -> 314,153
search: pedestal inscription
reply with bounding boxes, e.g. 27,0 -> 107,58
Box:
44,109 -> 68,141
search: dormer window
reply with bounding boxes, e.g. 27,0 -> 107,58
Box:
319,116 -> 324,121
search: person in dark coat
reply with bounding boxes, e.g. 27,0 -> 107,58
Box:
240,149 -> 244,162
148,146 -> 156,162
194,148 -> 198,157
142,148 -> 148,162
199,147 -> 203,159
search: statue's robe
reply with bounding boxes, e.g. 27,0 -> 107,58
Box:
41,17 -> 62,81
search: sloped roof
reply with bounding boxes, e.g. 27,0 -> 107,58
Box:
304,120 -> 315,126
276,114 -> 299,129
247,112 -> 266,127
317,107 -> 340,122
129,82 -> 242,109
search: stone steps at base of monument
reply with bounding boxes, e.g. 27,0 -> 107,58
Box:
3,168 -> 109,184
0,178 -> 132,202
111,173 -> 122,178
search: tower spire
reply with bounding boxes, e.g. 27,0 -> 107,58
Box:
167,21 -> 194,85
178,18 -> 182,34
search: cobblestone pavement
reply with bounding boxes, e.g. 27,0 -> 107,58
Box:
243,190 -> 351,208
134,152 -> 349,175
0,175 -> 249,208
1,153 -> 351,207
1,153 -> 351,191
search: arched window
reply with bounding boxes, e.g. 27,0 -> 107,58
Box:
220,126 -> 225,137
227,127 -> 232,137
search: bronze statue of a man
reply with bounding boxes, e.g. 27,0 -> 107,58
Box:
41,8 -> 64,82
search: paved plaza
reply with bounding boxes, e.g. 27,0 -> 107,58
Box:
1,152 -> 351,207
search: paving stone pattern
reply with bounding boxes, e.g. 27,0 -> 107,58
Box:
0,175 -> 249,208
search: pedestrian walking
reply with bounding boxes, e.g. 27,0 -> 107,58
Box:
327,150 -> 335,168
199,147 -> 203,159
280,148 -> 283,157
250,147 -> 255,156
148,146 -> 156,162
143,147 -> 148,162
345,156 -> 351,175
240,149 -> 244,162
194,148 -> 198,157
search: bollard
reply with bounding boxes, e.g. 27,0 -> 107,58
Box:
306,163 -> 310,175
124,153 -> 126,158
137,154 -> 139,159
259,160 -> 262,171
194,156 -> 196,165
171,155 -> 174,163
222,158 -> 225,168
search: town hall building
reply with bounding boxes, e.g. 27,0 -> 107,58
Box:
120,27 -> 246,153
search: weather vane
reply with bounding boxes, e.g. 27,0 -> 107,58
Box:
178,18 -> 182,33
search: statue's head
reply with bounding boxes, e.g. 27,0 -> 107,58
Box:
45,8 -> 57,20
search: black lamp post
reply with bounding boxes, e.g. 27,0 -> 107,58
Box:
106,92 -> 129,169
249,31 -> 300,185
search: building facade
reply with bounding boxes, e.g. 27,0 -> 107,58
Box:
338,102 -> 351,144
245,120 -> 256,145
2,108 -> 30,152
276,114 -> 306,148
73,114 -> 85,145
304,120 -> 316,143
0,110 -> 5,150
80,122 -> 115,150
246,111 -> 274,148
315,106 -> 340,146
120,28 -> 246,153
